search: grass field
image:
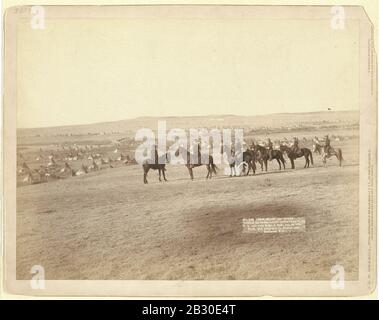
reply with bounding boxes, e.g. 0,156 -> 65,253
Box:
16,130 -> 359,280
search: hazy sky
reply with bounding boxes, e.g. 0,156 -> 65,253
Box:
16,15 -> 360,128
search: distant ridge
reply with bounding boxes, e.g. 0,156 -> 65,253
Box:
18,110 -> 359,138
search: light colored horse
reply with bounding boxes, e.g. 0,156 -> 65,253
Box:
313,143 -> 343,167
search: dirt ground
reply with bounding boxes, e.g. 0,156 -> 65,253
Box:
16,136 -> 359,280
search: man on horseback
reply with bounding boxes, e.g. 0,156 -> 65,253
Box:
292,137 -> 301,156
197,139 -> 202,165
154,143 -> 159,164
267,138 -> 273,161
324,135 -> 332,156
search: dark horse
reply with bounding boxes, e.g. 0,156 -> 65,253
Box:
143,152 -> 170,184
175,146 -> 218,180
222,146 -> 256,176
253,144 -> 286,171
280,145 -> 313,169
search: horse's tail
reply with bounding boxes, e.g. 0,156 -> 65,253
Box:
309,150 -> 314,166
212,163 -> 218,174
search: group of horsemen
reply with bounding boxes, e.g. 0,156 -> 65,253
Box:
267,134 -> 332,160
152,135 -> 333,164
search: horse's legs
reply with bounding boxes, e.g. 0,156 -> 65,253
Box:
143,167 -> 149,184
206,165 -> 211,179
246,163 -> 251,176
334,153 -> 340,166
158,169 -> 162,182
290,158 -> 295,169
334,150 -> 342,167
276,158 -> 281,170
252,160 -> 256,175
264,160 -> 268,172
188,167 -> 194,180
162,168 -> 167,181
259,159 -> 263,171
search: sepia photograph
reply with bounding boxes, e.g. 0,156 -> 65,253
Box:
2,4 -> 377,298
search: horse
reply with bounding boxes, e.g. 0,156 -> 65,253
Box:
313,143 -> 343,167
313,143 -> 323,155
241,149 -> 256,175
222,146 -> 256,176
280,145 -> 313,169
253,144 -> 286,171
175,146 -> 218,180
142,152 -> 170,184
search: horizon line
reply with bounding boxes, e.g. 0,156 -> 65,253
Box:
17,109 -> 359,130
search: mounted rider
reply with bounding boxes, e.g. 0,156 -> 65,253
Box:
267,138 -> 273,161
153,143 -> 159,164
324,135 -> 332,155
292,137 -> 301,156
195,138 -> 202,165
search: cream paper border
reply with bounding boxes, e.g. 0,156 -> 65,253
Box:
1,4 -> 377,297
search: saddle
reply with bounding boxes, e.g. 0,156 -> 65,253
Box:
324,146 -> 334,155
292,146 -> 302,156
